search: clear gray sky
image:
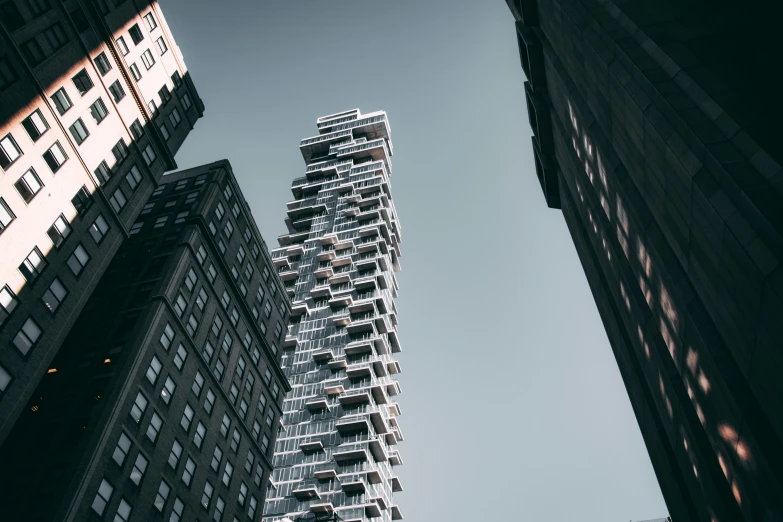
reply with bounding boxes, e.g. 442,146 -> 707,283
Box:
162,0 -> 668,519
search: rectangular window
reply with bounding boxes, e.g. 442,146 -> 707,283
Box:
109,187 -> 127,213
19,247 -> 46,282
116,36 -> 129,55
51,87 -> 72,115
71,186 -> 92,216
158,123 -> 170,141
144,12 -> 158,31
131,392 -> 148,422
130,119 -> 143,139
15,168 -> 43,203
156,36 -> 168,55
211,445 -> 223,471
204,389 -> 216,414
142,144 -> 157,166
171,71 -> 182,88
89,98 -> 108,124
186,314 -> 198,337
67,244 -> 90,276
115,499 -> 132,522
94,52 -> 111,75
168,439 -> 182,469
1,285 -> 19,326
129,62 -> 141,81
146,412 -> 163,443
112,432 -> 132,466
174,344 -> 188,370
180,403 -> 194,431
159,85 -> 171,103
154,480 -> 170,512
41,278 -> 67,313
148,99 -> 157,114
42,23 -> 68,51
161,376 -> 176,404
141,49 -> 155,69
182,458 -> 195,486
160,323 -> 175,350
13,317 -> 42,356
91,478 -> 113,516
173,293 -> 187,317
69,118 -> 89,145
0,133 -> 22,172
72,68 -> 93,95
201,481 -> 213,510
248,496 -> 258,519
111,139 -> 128,163
130,453 -> 148,485
192,371 -> 205,397
202,341 -> 214,362
43,141 -> 68,172
21,38 -> 45,66
109,80 -> 125,102
146,355 -> 162,384
194,422 -> 206,448
89,214 -> 109,244
181,93 -> 192,111
129,24 -> 144,45
94,161 -> 111,183
21,110 -> 49,141
222,461 -> 233,486
125,164 -> 142,190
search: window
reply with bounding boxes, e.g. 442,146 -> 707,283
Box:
112,433 -> 132,466
245,451 -> 255,473
215,202 -> 225,221
175,211 -> 188,224
229,308 -> 239,327
180,403 -> 194,431
244,263 -> 254,280
168,439 -> 182,469
156,36 -> 168,55
173,293 -> 186,317
0,286 -> 17,327
158,123 -> 170,140
191,372 -> 205,398
201,481 -> 213,510
239,483 -> 249,507
245,373 -> 255,395
194,422 -> 206,448
221,291 -> 230,309
148,99 -> 157,114
211,445 -> 223,471
174,344 -> 188,370
67,244 -> 90,276
22,110 -> 49,141
261,434 -> 269,454
229,383 -> 238,405
142,144 -> 156,166
109,187 -> 127,212
221,333 -> 232,354
41,277 -> 67,313
129,24 -> 144,45
161,376 -> 176,404
69,118 -> 89,144
21,39 -> 45,66
154,480 -> 170,512
130,119 -> 143,139
126,164 -> 142,190
129,62 -> 141,81
207,264 -> 217,283
248,496 -> 258,519
114,498 -> 132,522
161,323 -> 175,350
169,107 -> 181,127
251,421 -> 260,441
256,287 -> 265,303
51,87 -> 72,115
224,220 -> 234,239
129,221 -> 142,235
144,12 -> 158,31
204,389 -> 216,414
214,496 -> 225,521
239,399 -> 248,420
109,80 -> 125,102
222,461 -> 233,486
214,359 -> 225,381
202,341 -> 214,362
89,214 -> 109,244
130,453 -> 148,485
231,202 -> 240,218
186,314 -> 198,337
130,391 -> 148,423
181,93 -> 192,110
182,458 -> 195,486
42,22 -> 68,51
116,36 -> 129,55
264,302 -> 272,319
94,160 -> 110,183
172,71 -> 182,87
112,139 -> 128,162
265,409 -> 274,428
275,321 -> 283,340
15,168 -> 43,203
258,393 -> 267,414
43,141 -> 67,172
159,85 -> 171,103
146,412 -> 162,442
91,479 -> 113,515
254,464 -> 263,487
141,49 -> 155,69
19,247 -> 46,282
231,429 -> 241,453
220,414 -> 231,438
146,355 -> 162,385
236,357 -> 246,378
72,69 -> 93,95
95,52 -> 111,75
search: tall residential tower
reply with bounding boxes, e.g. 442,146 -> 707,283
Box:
263,109 -> 404,522
504,0 -> 783,521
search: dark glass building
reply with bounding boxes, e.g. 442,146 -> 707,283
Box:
504,1 -> 783,521
0,160 -> 290,522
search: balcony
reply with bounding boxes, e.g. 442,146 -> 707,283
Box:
328,293 -> 353,308
389,403 -> 401,417
344,207 -> 359,217
287,202 -> 328,220
278,269 -> 298,282
293,487 -> 321,500
344,339 -> 373,356
278,230 -> 310,247
366,469 -> 382,485
341,479 -> 366,493
345,363 -> 372,379
299,440 -> 324,453
310,285 -> 332,299
368,439 -> 387,462
310,503 -> 335,514
339,391 -> 371,406
328,358 -> 347,370
370,385 -> 389,405
328,273 -> 351,285
324,384 -> 344,396
365,503 -> 382,518
387,360 -> 401,374
370,496 -> 388,511
313,267 -> 334,279
333,448 -> 369,462
388,451 -> 403,466
317,250 -> 336,262
284,336 -> 299,349
291,303 -> 309,317
320,234 -> 338,245
335,416 -> 371,434
313,469 -> 337,481
312,349 -> 333,362
346,320 -> 375,336
385,431 -> 398,446
300,129 -> 353,162
391,505 -> 403,520
305,398 -> 329,412
386,381 -> 400,396
388,331 -> 401,353
331,312 -> 351,327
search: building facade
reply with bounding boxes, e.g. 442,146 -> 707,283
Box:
0,0 -> 204,444
263,109 -> 404,522
0,160 -> 290,521
504,1 -> 783,521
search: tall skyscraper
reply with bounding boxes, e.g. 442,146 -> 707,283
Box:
0,0 -> 203,444
263,109 -> 404,522
0,160 -> 290,521
504,1 -> 782,521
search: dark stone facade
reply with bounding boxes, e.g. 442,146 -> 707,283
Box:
505,1 -> 783,521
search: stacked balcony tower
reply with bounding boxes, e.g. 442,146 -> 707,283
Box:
263,109 -> 404,522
